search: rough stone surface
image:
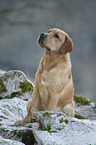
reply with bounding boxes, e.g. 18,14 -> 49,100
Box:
0,69 -> 6,76
74,95 -> 96,120
0,69 -> 96,145
0,98 -> 36,145
0,136 -> 24,145
32,123 -> 57,145
0,95 -> 96,145
0,70 -> 34,100
34,111 -> 69,132
0,69 -> 36,144
33,111 -> 96,145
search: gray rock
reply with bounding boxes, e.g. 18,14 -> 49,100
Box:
0,95 -> 96,145
32,123 -> 57,145
0,70 -> 34,100
0,69 -> 6,76
0,97 -> 36,145
0,69 -> 96,145
74,95 -> 96,120
32,96 -> 96,144
34,111 -> 69,132
0,70 -> 36,144
33,111 -> 96,145
0,136 -> 24,145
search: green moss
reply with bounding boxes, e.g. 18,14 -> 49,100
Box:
11,91 -> 21,98
0,79 -> 7,93
57,113 -> 65,117
47,124 -> 51,132
17,72 -> 22,78
42,112 -> 51,117
38,119 -> 51,132
71,121 -> 75,123
19,81 -> 33,93
60,118 -> 69,124
56,128 -> 63,131
64,119 -> 69,124
74,95 -> 91,106
59,118 -> 64,123
4,74 -> 10,79
39,120 -> 44,130
50,131 -> 57,133
75,114 -> 85,119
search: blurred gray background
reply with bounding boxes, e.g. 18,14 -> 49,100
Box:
0,0 -> 96,102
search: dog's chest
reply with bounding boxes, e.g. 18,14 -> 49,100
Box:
38,65 -> 70,108
39,65 -> 70,94
40,67 -> 63,86
39,67 -> 61,107
39,53 -> 71,87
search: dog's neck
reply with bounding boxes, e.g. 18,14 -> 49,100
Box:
43,49 -> 70,70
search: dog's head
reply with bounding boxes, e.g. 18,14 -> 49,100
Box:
38,28 -> 74,54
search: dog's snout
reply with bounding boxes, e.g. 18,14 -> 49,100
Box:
38,32 -> 46,45
40,33 -> 44,36
40,33 -> 46,38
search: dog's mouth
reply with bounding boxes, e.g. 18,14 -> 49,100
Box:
38,33 -> 51,51
38,33 -> 46,47
46,47 -> 51,51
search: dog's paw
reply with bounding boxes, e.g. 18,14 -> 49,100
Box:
14,119 -> 30,126
14,119 -> 24,126
14,115 -> 32,126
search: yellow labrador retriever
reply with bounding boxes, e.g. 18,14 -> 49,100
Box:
15,28 -> 75,126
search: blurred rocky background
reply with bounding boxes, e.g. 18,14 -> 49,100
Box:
0,0 -> 96,102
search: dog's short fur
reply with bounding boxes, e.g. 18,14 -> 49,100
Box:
15,28 -> 75,126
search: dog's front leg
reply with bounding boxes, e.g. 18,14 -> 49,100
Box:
46,95 -> 58,111
14,87 -> 39,126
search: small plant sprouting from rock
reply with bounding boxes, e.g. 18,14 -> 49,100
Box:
19,81 -> 33,93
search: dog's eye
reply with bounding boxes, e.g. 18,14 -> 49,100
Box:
54,34 -> 59,39
48,31 -> 51,33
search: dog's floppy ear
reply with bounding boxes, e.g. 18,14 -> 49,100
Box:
59,36 -> 74,54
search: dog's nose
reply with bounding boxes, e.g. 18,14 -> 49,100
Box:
40,33 -> 46,38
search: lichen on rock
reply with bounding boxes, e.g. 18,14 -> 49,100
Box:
74,95 -> 96,120
34,111 -> 68,133
0,70 -> 34,100
0,69 -> 96,144
0,78 -> 7,93
59,118 -> 69,124
33,110 -> 96,145
19,81 -> 33,93
74,95 -> 92,106
0,97 -> 36,145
